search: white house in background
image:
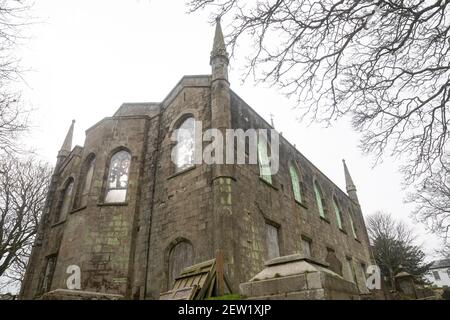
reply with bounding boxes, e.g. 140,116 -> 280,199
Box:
425,259 -> 450,288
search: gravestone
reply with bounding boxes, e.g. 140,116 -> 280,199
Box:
240,254 -> 360,300
395,271 -> 417,299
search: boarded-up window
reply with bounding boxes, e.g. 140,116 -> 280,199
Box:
41,255 -> 57,293
302,237 -> 312,257
168,241 -> 194,289
314,181 -> 325,218
105,150 -> 131,203
266,223 -> 280,260
325,248 -> 342,276
346,257 -> 357,284
289,163 -> 302,203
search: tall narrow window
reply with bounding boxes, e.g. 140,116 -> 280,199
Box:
348,210 -> 358,239
57,179 -> 74,222
360,263 -> 367,284
333,198 -> 343,230
433,271 -> 441,281
289,163 -> 302,203
168,241 -> 194,289
265,223 -> 280,260
173,117 -> 195,172
326,247 -> 343,276
346,257 -> 358,284
41,255 -> 57,294
314,181 -> 325,218
105,150 -> 131,203
302,237 -> 312,258
79,156 -> 95,208
258,136 -> 272,184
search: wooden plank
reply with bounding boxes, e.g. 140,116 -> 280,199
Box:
186,275 -> 195,287
207,275 -> 216,299
180,259 -> 215,276
161,257 -> 223,300
160,286 -> 198,300
216,252 -> 225,296
198,273 -> 207,287
196,264 -> 216,300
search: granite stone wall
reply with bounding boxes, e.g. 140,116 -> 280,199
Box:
20,75 -> 372,300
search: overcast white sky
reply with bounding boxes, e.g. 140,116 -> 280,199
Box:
15,0 -> 441,258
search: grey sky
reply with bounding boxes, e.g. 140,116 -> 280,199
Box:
16,0 -> 441,257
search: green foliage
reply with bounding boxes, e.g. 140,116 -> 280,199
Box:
442,286 -> 450,300
368,212 -> 432,286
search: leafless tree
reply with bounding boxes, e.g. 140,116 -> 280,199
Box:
408,163 -> 450,256
367,211 -> 431,287
189,0 -> 450,181
0,0 -> 32,156
0,156 -> 52,293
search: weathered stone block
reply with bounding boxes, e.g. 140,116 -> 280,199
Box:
306,271 -> 323,289
40,289 -> 123,300
240,255 -> 360,300
240,274 -> 307,297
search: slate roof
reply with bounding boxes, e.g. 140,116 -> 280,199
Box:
430,258 -> 450,269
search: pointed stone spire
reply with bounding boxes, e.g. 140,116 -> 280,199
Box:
59,120 -> 75,156
211,17 -> 228,60
343,159 -> 359,204
210,17 -> 229,82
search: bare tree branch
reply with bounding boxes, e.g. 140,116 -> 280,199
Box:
0,0 -> 32,157
0,155 -> 51,294
189,0 -> 450,181
408,163 -> 450,256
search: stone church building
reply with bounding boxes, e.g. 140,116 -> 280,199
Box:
20,20 -> 372,300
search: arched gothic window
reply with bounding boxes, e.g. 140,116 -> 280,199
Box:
314,181 -> 326,218
57,179 -> 74,222
168,241 -> 194,288
289,162 -> 302,203
348,210 -> 358,239
333,197 -> 344,230
258,136 -> 272,184
173,117 -> 195,172
105,150 -> 131,203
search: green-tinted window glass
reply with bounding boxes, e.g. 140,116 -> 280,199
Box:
333,199 -> 343,229
289,163 -> 302,203
314,182 -> 325,218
